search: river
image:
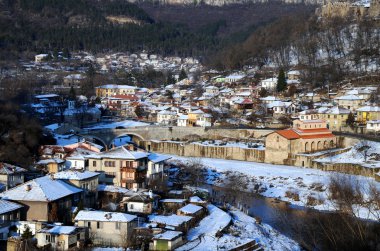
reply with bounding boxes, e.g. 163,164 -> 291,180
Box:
203,184 -> 380,251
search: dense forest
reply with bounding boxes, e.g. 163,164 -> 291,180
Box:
0,0 -> 314,60
0,101 -> 54,167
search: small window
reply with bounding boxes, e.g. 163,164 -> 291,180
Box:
93,161 -> 96,167
116,222 -> 121,230
87,222 -> 91,228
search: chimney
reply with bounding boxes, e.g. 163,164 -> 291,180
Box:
25,184 -> 32,191
148,190 -> 154,199
105,213 -> 112,220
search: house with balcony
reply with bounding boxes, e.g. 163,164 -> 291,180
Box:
88,146 -> 149,189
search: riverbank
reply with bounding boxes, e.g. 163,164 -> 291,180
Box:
167,155 -> 380,221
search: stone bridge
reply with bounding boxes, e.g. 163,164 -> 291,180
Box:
78,126 -> 274,149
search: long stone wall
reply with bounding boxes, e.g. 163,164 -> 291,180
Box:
144,141 -> 265,162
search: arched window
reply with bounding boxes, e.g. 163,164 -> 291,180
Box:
311,141 -> 315,151
305,142 -> 309,152
330,140 -> 334,147
317,141 -> 322,150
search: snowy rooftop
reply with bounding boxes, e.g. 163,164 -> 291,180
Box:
39,226 -> 77,235
335,94 -> 363,100
75,210 -> 137,222
160,199 -> 187,203
148,153 -> 171,163
178,204 -> 203,214
97,184 -> 129,194
0,176 -> 82,202
0,163 -> 27,175
53,170 -> 100,180
356,106 -> 380,112
0,200 -> 23,214
90,146 -> 149,160
189,196 -> 205,203
96,84 -> 136,89
153,230 -> 182,240
148,214 -> 193,227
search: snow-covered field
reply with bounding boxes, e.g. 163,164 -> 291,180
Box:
177,206 -> 300,251
168,155 -> 380,220
316,140 -> 380,168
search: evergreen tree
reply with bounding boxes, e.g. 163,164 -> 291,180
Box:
21,226 -> 33,239
166,72 -> 176,86
179,68 -> 188,81
346,112 -> 355,126
276,69 -> 287,92
69,86 -> 76,100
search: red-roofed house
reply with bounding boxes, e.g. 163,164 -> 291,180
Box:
265,119 -> 337,165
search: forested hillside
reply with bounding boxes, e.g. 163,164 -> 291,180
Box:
210,15 -> 380,83
0,0 -> 314,60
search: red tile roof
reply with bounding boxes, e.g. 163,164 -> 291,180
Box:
276,129 -> 335,140
276,129 -> 300,139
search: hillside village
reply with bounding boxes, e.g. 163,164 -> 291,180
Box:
0,48 -> 379,250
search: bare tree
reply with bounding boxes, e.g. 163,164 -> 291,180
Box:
356,140 -> 371,162
178,158 -> 206,187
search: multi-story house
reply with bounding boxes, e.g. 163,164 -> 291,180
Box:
0,176 -> 82,223
356,106 -> 380,124
88,146 -> 149,189
96,84 -> 136,98
334,94 -> 365,111
0,200 -> 23,240
157,110 -> 177,125
0,163 -> 27,191
321,106 -> 351,131
75,210 -> 137,247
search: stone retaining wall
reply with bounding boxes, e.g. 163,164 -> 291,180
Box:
144,141 -> 265,162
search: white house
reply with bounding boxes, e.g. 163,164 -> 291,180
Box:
147,153 -> 171,180
196,113 -> 212,127
75,210 -> 137,247
225,74 -> 246,83
36,225 -> 87,250
177,114 -> 188,127
367,120 -> 380,132
260,78 -> 278,90
35,54 -> 49,63
157,110 -> 177,125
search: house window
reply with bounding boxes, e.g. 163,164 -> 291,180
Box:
130,204 -> 134,209
276,136 -> 279,143
93,161 -> 96,167
116,222 -> 121,229
97,221 -> 102,229
87,222 -> 91,228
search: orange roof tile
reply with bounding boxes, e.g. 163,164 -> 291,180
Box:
276,129 -> 300,140
300,134 -> 335,139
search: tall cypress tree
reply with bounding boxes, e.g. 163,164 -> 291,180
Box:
277,69 -> 287,92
